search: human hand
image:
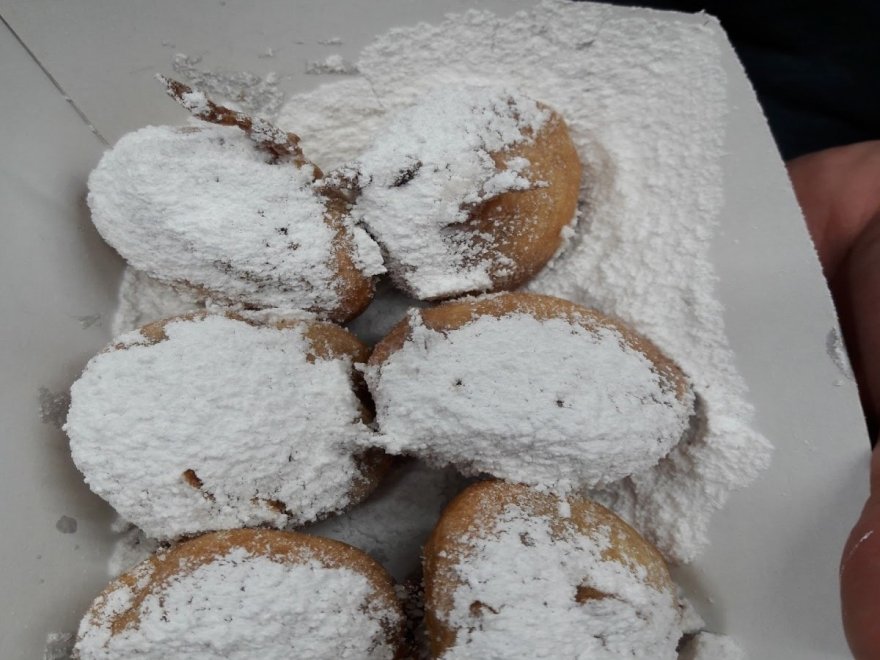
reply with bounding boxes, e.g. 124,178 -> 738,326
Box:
787,140 -> 880,659
841,444 -> 880,659
787,141 -> 880,428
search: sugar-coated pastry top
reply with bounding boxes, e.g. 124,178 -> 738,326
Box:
75,530 -> 405,660
65,314 -> 385,540
87,122 -> 384,321
352,86 -> 579,299
423,481 -> 681,660
366,293 -> 694,490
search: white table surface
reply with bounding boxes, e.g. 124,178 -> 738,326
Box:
0,2 -> 870,658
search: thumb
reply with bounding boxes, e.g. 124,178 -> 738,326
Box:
841,440 -> 880,659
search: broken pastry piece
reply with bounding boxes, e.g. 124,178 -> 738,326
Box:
349,86 -> 582,300
423,480 -> 682,659
65,312 -> 390,540
367,292 -> 694,490
87,79 -> 383,323
75,529 -> 406,659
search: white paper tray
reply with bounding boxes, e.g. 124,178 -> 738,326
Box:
0,2 -> 869,658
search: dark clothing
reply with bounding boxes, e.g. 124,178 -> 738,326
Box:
586,1 -> 880,160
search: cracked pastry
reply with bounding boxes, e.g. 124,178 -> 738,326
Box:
349,86 -> 582,300
87,99 -> 384,322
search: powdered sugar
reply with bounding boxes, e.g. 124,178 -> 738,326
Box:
366,311 -> 694,490
76,546 -> 399,659
43,632 -> 75,660
276,0 -> 771,564
679,632 -> 747,660
111,268 -> 203,336
107,523 -> 161,579
88,122 -> 382,316
171,53 -> 283,118
440,504 -> 681,659
352,87 -> 551,298
304,461 -> 469,581
98,1 -> 774,653
279,78 -> 387,170
306,53 -> 359,75
66,315 -> 375,539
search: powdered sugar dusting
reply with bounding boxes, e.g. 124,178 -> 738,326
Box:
76,547 -> 400,659
101,1 -> 773,652
679,631 -> 747,660
306,53 -> 359,75
111,268 -> 203,336
88,122 -> 371,315
279,78 -> 387,170
441,505 -> 681,659
107,523 -> 161,579
304,461 -> 469,581
366,312 -> 693,490
43,632 -> 75,660
352,86 -> 551,299
66,315 -> 374,539
277,0 -> 771,563
172,53 -> 283,118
